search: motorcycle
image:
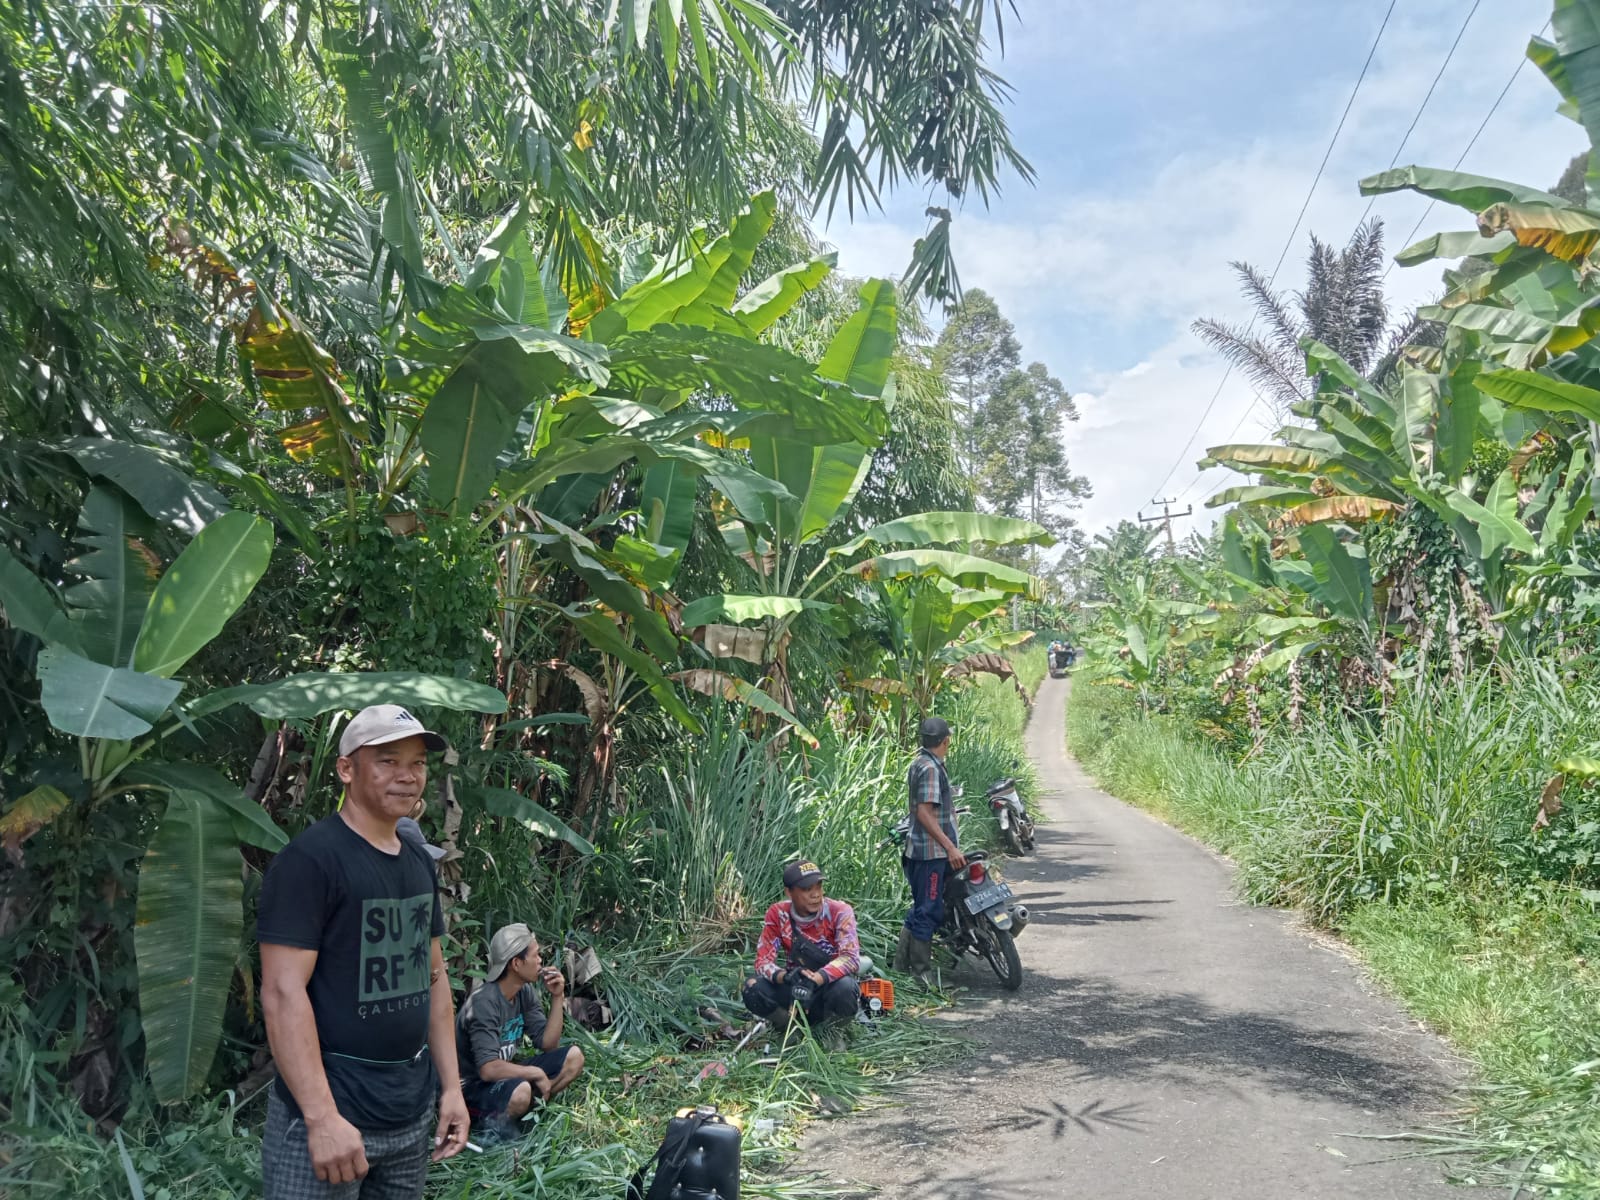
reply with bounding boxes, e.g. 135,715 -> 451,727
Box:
1047,644 -> 1076,678
987,773 -> 1036,857
880,804 -> 1027,991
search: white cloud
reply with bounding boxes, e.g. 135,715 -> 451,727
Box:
822,0 -> 1580,537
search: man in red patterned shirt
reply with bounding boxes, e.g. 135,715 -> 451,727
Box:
742,860 -> 861,1033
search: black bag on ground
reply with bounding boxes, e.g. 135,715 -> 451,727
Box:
625,1106 -> 741,1200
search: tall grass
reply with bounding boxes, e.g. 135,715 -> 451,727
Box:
1349,892 -> 1600,1193
1070,667 -> 1600,922
2,660 -> 1043,1200
1067,673 -> 1600,1194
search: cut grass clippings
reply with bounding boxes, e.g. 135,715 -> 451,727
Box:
1066,678 -> 1600,1197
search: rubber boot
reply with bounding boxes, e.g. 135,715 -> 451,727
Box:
905,935 -> 934,987
891,926 -> 915,972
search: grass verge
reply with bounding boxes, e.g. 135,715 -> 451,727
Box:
1065,679 -> 1600,1197
3,668 -> 1041,1198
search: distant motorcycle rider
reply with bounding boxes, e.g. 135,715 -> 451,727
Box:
742,860 -> 861,1032
893,716 -> 964,983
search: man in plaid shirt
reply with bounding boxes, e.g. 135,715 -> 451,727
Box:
892,717 -> 964,982
742,860 -> 861,1034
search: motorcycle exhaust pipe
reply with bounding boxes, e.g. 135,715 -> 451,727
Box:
1007,904 -> 1030,937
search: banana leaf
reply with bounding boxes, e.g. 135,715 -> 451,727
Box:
1358,166 -> 1566,212
55,438 -> 230,536
850,549 -> 1037,596
133,512 -> 274,678
135,788 -> 243,1102
833,511 -> 1052,556
559,606 -> 701,731
1441,474 -> 1537,558
1201,443 -> 1327,473
1477,202 -> 1600,263
669,669 -> 819,748
731,254 -> 837,332
680,594 -> 830,627
463,785 -> 594,854
1298,525 -> 1373,626
608,191 -> 777,329
1395,229 -> 1515,266
235,306 -> 364,468
817,279 -> 897,399
1476,368 -> 1600,424
0,544 -> 80,652
1279,496 -> 1400,527
126,762 -> 287,852
1205,485 -> 1317,510
189,671 -> 507,721
37,646 -> 183,738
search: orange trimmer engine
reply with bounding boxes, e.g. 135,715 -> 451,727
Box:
859,976 -> 895,1015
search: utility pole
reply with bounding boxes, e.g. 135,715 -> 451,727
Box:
1138,497 -> 1192,554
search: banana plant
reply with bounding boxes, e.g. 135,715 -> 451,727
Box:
841,576 -> 1035,718
686,502 -> 1053,710
0,490 -> 508,1103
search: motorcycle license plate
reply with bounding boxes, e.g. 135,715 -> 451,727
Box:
965,881 -> 1014,914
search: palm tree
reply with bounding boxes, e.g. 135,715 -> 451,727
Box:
1193,219 -> 1431,424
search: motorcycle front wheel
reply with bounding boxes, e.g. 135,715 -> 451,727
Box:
975,919 -> 1022,991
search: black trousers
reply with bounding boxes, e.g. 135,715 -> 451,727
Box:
742,972 -> 860,1025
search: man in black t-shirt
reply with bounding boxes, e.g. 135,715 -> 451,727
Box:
258,704 -> 471,1197
455,923 -> 585,1138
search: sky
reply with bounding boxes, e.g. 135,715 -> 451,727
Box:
820,0 -> 1583,541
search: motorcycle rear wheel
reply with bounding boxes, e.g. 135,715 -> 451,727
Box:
1002,823 -> 1026,857
1018,819 -> 1037,852
975,919 -> 1022,991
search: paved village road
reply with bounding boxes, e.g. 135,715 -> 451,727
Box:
798,675 -> 1465,1200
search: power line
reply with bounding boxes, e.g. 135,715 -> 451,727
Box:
1384,16 -> 1550,279
1148,0 -> 1398,504
1356,0 -> 1484,227
1166,5 -> 1526,505
1171,392 -> 1267,505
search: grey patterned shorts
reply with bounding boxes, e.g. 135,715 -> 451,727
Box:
263,1089 -> 433,1200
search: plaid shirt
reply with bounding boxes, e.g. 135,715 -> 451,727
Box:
905,748 -> 956,860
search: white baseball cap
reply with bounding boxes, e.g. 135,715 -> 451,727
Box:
338,704 -> 447,758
